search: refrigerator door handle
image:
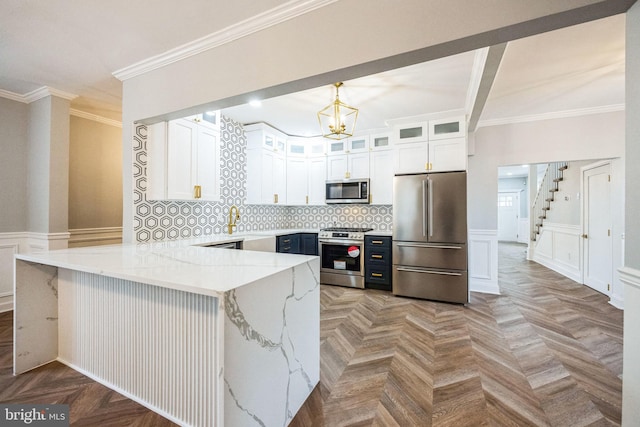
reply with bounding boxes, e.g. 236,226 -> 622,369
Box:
395,243 -> 463,250
428,177 -> 433,237
422,180 -> 427,237
396,266 -> 462,276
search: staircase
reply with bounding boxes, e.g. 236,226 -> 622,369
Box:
531,161 -> 568,242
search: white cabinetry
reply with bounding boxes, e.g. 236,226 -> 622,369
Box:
147,118 -> 221,201
370,132 -> 392,151
369,148 -> 394,205
286,138 -> 326,205
393,118 -> 467,173
326,135 -> 370,180
327,152 -> 369,180
428,116 -> 465,140
245,124 -> 287,204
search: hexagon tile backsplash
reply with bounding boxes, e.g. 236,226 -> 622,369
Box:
132,117 -> 392,243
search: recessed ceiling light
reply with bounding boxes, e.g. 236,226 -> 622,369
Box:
249,100 -> 262,108
521,164 -> 529,168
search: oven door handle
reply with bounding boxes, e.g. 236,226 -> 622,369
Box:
319,239 -> 364,246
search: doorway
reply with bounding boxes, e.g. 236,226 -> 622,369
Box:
582,161 -> 612,296
498,192 -> 520,242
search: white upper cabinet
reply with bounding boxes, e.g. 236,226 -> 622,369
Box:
347,135 -> 369,153
327,151 -> 369,180
287,137 -> 326,157
147,117 -> 221,201
369,149 -> 394,205
428,116 -> 465,140
286,155 -> 326,205
326,135 -> 369,155
393,117 -> 467,173
428,137 -> 467,172
370,132 -> 392,151
394,141 -> 429,174
394,122 -> 428,144
182,111 -> 220,130
327,140 -> 346,155
245,123 -> 287,204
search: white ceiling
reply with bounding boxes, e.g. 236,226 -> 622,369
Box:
0,3 -> 626,132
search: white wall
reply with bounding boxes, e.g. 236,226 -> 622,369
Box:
544,160 -> 592,226
0,98 -> 28,233
622,2 -> 640,425
469,111 -> 625,229
27,96 -> 71,234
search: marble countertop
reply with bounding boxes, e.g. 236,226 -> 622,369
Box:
15,228 -> 391,297
15,232 -> 316,297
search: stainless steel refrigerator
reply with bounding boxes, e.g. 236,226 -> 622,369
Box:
392,171 -> 468,304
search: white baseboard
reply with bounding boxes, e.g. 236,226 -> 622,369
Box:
533,252 -> 582,283
0,295 -> 13,313
468,229 -> 500,295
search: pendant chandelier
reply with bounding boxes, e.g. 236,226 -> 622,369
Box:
317,82 -> 358,140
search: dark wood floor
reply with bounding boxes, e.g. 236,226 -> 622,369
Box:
290,243 -> 623,426
0,243 -> 623,426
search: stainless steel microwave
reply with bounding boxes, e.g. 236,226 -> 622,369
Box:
325,179 -> 370,204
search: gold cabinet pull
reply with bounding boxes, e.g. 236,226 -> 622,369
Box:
372,273 -> 383,277
306,195 -> 309,204
274,193 -> 279,204
371,240 -> 384,244
194,185 -> 202,199
371,254 -> 383,259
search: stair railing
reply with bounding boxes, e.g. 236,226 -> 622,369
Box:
530,161 -> 568,241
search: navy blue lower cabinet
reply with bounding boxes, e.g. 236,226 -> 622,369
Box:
276,234 -> 300,254
276,233 -> 318,255
300,233 -> 319,256
364,235 -> 392,291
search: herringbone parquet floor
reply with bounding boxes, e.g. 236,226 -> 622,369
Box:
0,243 -> 623,426
290,243 -> 623,426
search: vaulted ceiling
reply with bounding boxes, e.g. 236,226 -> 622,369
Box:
0,2 -> 626,136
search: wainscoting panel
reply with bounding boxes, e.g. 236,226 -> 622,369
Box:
0,233 -> 26,313
468,229 -> 499,294
533,222 -> 581,283
68,227 -> 123,248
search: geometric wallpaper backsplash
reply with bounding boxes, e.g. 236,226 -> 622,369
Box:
132,117 -> 392,243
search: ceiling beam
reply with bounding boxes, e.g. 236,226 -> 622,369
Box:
468,43 -> 507,133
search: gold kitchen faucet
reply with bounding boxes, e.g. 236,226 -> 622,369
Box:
228,205 -> 240,234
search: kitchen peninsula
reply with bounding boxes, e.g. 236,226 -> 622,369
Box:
14,234 -> 319,427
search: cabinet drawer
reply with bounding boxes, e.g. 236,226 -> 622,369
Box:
276,234 -> 300,253
365,235 -> 391,248
365,267 -> 391,291
366,268 -> 390,282
392,266 -> 468,304
392,242 -> 466,270
366,247 -> 390,265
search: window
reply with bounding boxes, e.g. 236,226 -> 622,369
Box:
498,195 -> 514,207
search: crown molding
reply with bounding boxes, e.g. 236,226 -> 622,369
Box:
476,104 -> 625,128
0,89 -> 26,103
70,109 -> 122,128
0,86 -> 77,103
113,0 -> 338,81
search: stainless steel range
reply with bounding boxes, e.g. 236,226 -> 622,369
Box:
318,227 -> 373,288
